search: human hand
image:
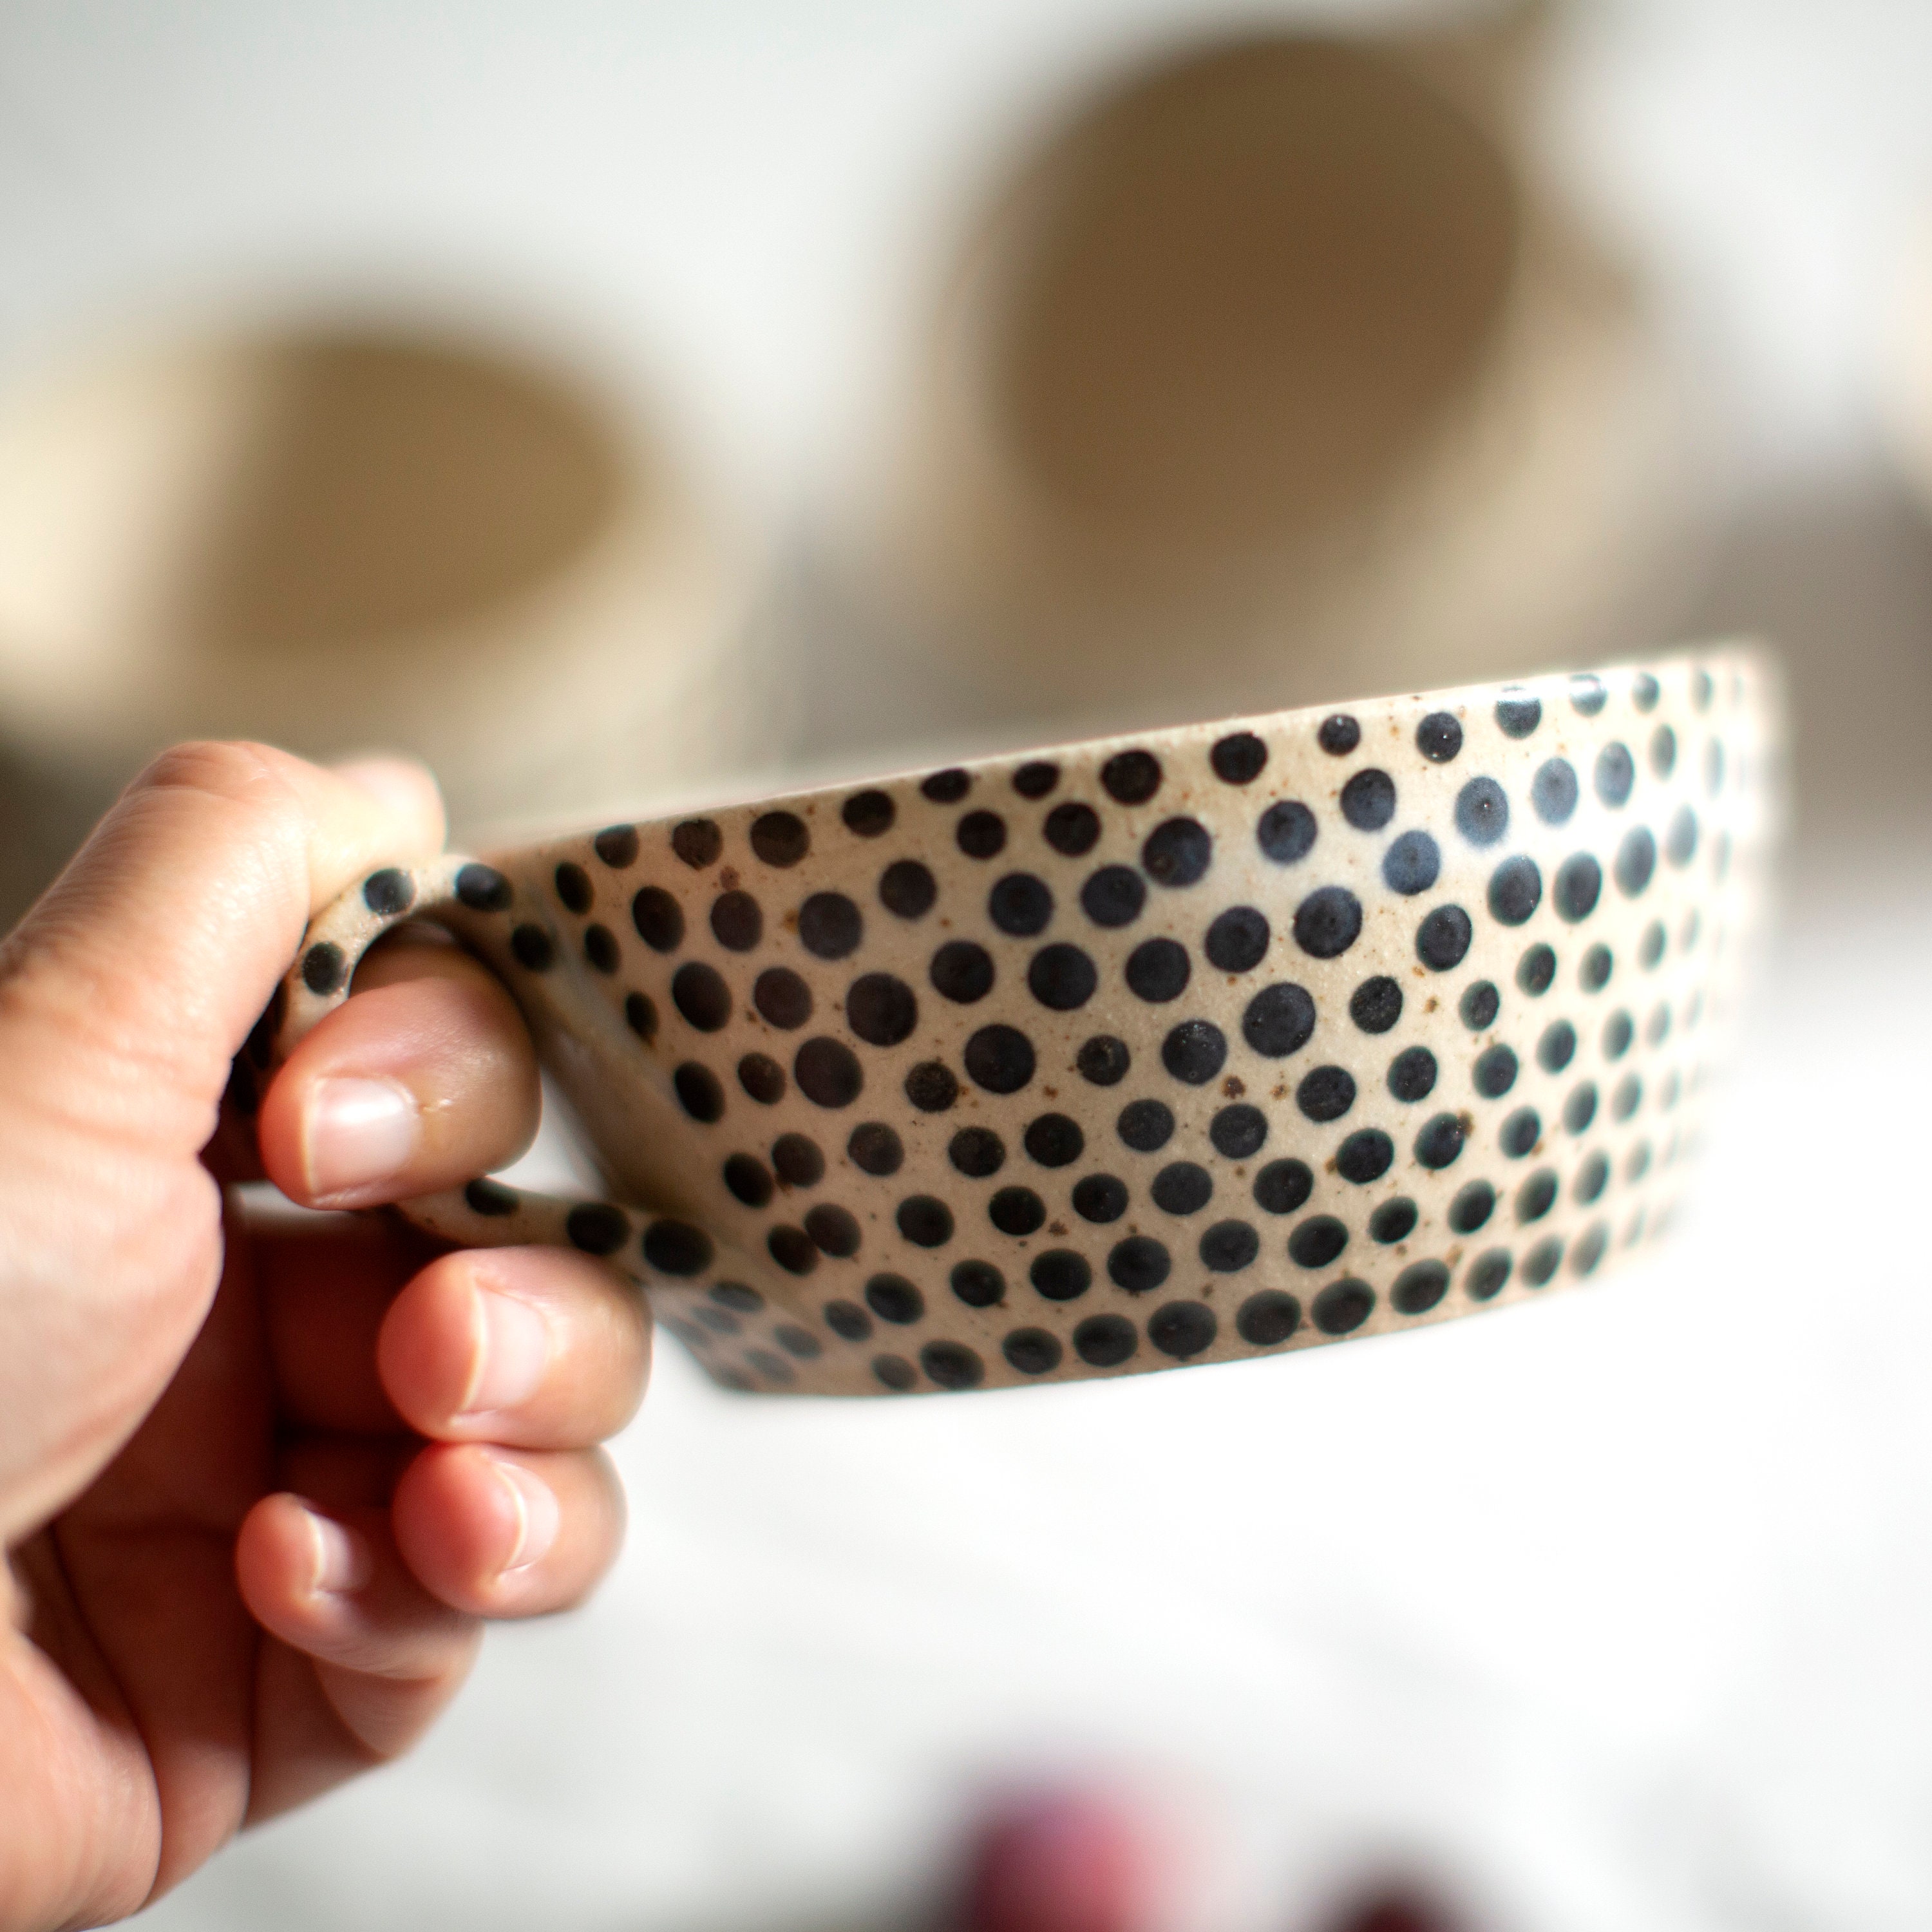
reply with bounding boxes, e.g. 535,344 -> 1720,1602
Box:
0,743 -> 646,1929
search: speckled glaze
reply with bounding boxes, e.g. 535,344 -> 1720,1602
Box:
270,648 -> 1778,1397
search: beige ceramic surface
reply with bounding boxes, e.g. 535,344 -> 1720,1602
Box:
270,648 -> 1777,1397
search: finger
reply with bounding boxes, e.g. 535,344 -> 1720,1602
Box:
1,741 -> 444,1157
236,1494 -> 479,1759
392,1443 -> 625,1618
377,1247 -> 650,1450
257,927 -> 540,1211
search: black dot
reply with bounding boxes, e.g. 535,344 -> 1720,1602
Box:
1150,1300 -> 1219,1357
511,925 -> 555,972
1569,673 -> 1608,716
1031,1250 -> 1092,1301
670,962 -> 731,1033
1574,1150 -> 1609,1202
594,825 -> 640,868
1212,732 -> 1268,784
1161,1020 -> 1227,1085
1517,1170 -> 1558,1223
1388,1046 -> 1438,1102
1645,999 -> 1672,1046
1336,1129 -> 1394,1184
1383,830 -> 1441,896
965,1025 -> 1036,1094
920,1341 -> 983,1390
1019,943 -> 1097,1018
1351,976 -> 1403,1034
1242,981 -> 1316,1058
1025,1113 -> 1085,1168
1537,1021 -> 1577,1073
584,923 -> 620,974
1487,857 -> 1542,927
1461,978 -> 1501,1028
952,1260 -> 1006,1307
708,889 -> 761,952
1649,724 -> 1676,779
1455,777 -> 1510,846
1101,750 -> 1162,804
643,1218 -> 713,1276
1555,855 -> 1602,922
866,1273 -> 923,1323
957,810 -> 1007,859
1417,712 -> 1463,762
1666,805 -> 1699,867
1615,826 -> 1656,898
1142,817 -> 1212,887
1565,1083 -> 1599,1134
905,1060 -> 960,1112
1080,866 -> 1146,928
456,863 -> 513,912
1077,1035 -> 1131,1085
738,1052 -> 785,1103
1571,1224 -> 1609,1276
1003,1327 -> 1062,1374
1633,672 -> 1660,712
301,942 -> 347,996
1638,920 -> 1666,969
930,940 -> 994,1004
1522,1238 -> 1564,1287
1126,937 -> 1191,1002
1393,1262 -> 1450,1315
465,1178 -> 518,1217
1532,759 -> 1579,825
1318,714 -> 1361,755
1289,1215 -> 1349,1269
1467,1251 -> 1512,1300
753,966 -> 813,1029
846,972 -> 918,1047
797,891 -> 861,960
1256,800 -> 1318,865
632,886 -> 685,952
989,873 -> 1054,936
1595,742 -> 1635,808
1073,1173 -> 1129,1222
848,1121 -> 904,1175
1415,1113 -> 1465,1170
356,867 -> 416,920
1495,690 -> 1542,739
878,859 -> 938,921
1370,1197 -> 1419,1243
551,862 -> 591,916
1238,1289 -> 1301,1345
806,1204 -> 861,1256
1204,906 -> 1269,974
776,1324 -> 822,1360
1074,1314 -> 1137,1367
772,1133 -> 824,1187
750,811 -> 809,867
1449,1179 -> 1496,1233
1294,886 -> 1363,959
990,1186 -> 1046,1236
1340,768 -> 1396,831
724,1153 -> 773,1206
674,1062 -> 725,1121
1501,1108 -> 1541,1158
1044,801 -> 1101,856
1151,1162 -> 1212,1215
1013,761 -> 1059,799
842,789 -> 895,837
872,1354 -> 915,1390
922,768 -> 971,804
1254,1159 -> 1314,1215
1313,1280 -> 1374,1335
1118,1098 -> 1175,1152
1108,1236 -> 1171,1294
949,1127 -> 1005,1178
795,1037 -> 863,1108
1613,1072 -> 1643,1120
1209,1103 -> 1268,1159
896,1195 -> 954,1247
1416,905 -> 1473,971
824,1299 -> 872,1341
1603,1010 -> 1634,1059
1517,944 -> 1557,996
566,1202 -> 629,1255
1473,1044 -> 1517,1098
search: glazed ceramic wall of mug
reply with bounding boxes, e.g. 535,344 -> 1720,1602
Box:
272,648 -> 1777,1398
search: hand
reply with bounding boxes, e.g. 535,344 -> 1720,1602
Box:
0,743 -> 646,1929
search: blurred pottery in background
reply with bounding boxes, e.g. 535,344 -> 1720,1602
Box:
814,6 -> 1710,761
0,319 -> 771,902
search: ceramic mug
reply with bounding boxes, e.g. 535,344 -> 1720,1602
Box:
265,647 -> 1777,1397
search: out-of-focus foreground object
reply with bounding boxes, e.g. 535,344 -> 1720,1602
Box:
1885,213 -> 1932,524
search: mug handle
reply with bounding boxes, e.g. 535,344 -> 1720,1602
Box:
256,855 -> 708,1282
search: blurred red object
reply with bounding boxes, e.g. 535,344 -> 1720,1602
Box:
960,1785 -> 1165,1932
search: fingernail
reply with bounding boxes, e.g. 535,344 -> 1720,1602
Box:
300,1504 -> 374,1596
459,1288 -> 551,1420
487,1454 -> 560,1577
303,1076 -> 419,1202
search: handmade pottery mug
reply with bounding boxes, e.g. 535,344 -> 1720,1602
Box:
267,647 -> 1777,1397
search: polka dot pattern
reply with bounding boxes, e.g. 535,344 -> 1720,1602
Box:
275,653 -> 1776,1397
